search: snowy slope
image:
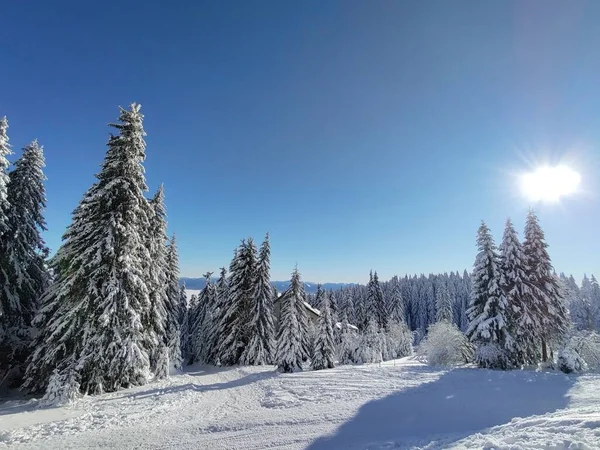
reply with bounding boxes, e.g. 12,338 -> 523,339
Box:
1,359 -> 599,449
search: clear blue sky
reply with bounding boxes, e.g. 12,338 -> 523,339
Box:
2,1 -> 599,283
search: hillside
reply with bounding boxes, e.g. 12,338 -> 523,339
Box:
2,360 -> 599,449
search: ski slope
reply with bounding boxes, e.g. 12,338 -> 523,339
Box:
1,359 -> 599,449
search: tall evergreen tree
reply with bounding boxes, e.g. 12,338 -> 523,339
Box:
523,210 -> 569,361
311,292 -> 335,370
0,116 -> 12,239
467,221 -> 512,369
389,276 -> 406,324
499,218 -> 536,366
145,185 -> 168,373
241,234 -> 275,365
0,140 -> 48,385
218,239 -> 257,365
276,267 -> 306,373
179,285 -> 191,365
208,267 -> 228,364
190,272 -> 214,363
164,236 -> 183,370
23,104 -> 154,398
372,271 -> 386,330
435,280 -> 453,323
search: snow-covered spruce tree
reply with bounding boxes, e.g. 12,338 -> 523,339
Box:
590,276 -> 600,330
576,275 -> 600,331
23,104 -> 154,397
337,313 -> 357,364
205,267 -> 228,365
435,280 -> 453,323
389,276 -> 406,325
0,116 -> 12,239
186,294 -> 198,364
0,140 -> 49,386
467,221 -> 512,369
366,271 -> 386,330
499,218 -> 537,367
190,272 -> 214,363
276,267 -> 307,373
144,185 -> 168,374
164,235 -> 183,371
311,292 -> 335,370
179,285 -> 191,364
372,271 -> 387,330
241,234 -> 275,365
298,285 -> 311,361
523,210 -> 570,362
218,239 -> 257,365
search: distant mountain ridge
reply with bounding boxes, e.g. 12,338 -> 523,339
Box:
179,277 -> 354,294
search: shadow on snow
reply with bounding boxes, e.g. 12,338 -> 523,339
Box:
307,367 -> 575,449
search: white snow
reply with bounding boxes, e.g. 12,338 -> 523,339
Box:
1,359 -> 599,449
185,289 -> 201,300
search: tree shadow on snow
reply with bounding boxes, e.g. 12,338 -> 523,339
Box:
98,369 -> 278,403
307,367 -> 576,449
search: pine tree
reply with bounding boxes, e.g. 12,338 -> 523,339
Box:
389,276 -> 406,324
311,292 -> 335,370
23,104 -> 154,397
241,234 -> 275,365
0,116 -> 12,239
590,275 -> 600,330
145,185 -> 168,374
435,280 -> 453,323
372,271 -> 387,330
467,221 -> 512,369
499,218 -> 536,366
523,210 -> 570,362
206,267 -> 228,365
337,313 -> 357,364
179,285 -> 191,365
191,272 -> 214,363
0,140 -> 48,385
164,236 -> 183,371
218,239 -> 257,365
186,294 -> 198,364
276,267 -> 307,373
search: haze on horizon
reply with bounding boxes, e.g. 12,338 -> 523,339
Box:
2,0 -> 599,283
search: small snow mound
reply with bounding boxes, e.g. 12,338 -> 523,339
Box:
261,389 -> 300,409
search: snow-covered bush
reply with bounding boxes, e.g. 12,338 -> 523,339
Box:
384,321 -> 413,359
474,343 -> 508,370
336,321 -> 359,364
357,319 -> 383,364
418,321 -> 472,367
557,347 -> 586,374
558,331 -> 600,373
40,366 -> 81,407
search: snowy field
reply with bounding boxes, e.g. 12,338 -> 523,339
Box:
1,359 -> 600,449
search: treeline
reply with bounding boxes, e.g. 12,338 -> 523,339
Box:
1,104 -> 596,405
0,118 -> 49,388
311,270 -> 472,338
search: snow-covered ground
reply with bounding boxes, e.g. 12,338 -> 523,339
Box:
1,359 -> 599,449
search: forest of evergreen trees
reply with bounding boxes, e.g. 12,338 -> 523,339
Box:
1,104 -> 598,404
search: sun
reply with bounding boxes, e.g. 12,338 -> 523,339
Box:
519,165 -> 581,203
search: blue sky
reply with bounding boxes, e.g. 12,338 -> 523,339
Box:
2,1 -> 599,283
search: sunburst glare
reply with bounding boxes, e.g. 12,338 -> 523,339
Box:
519,165 -> 581,203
